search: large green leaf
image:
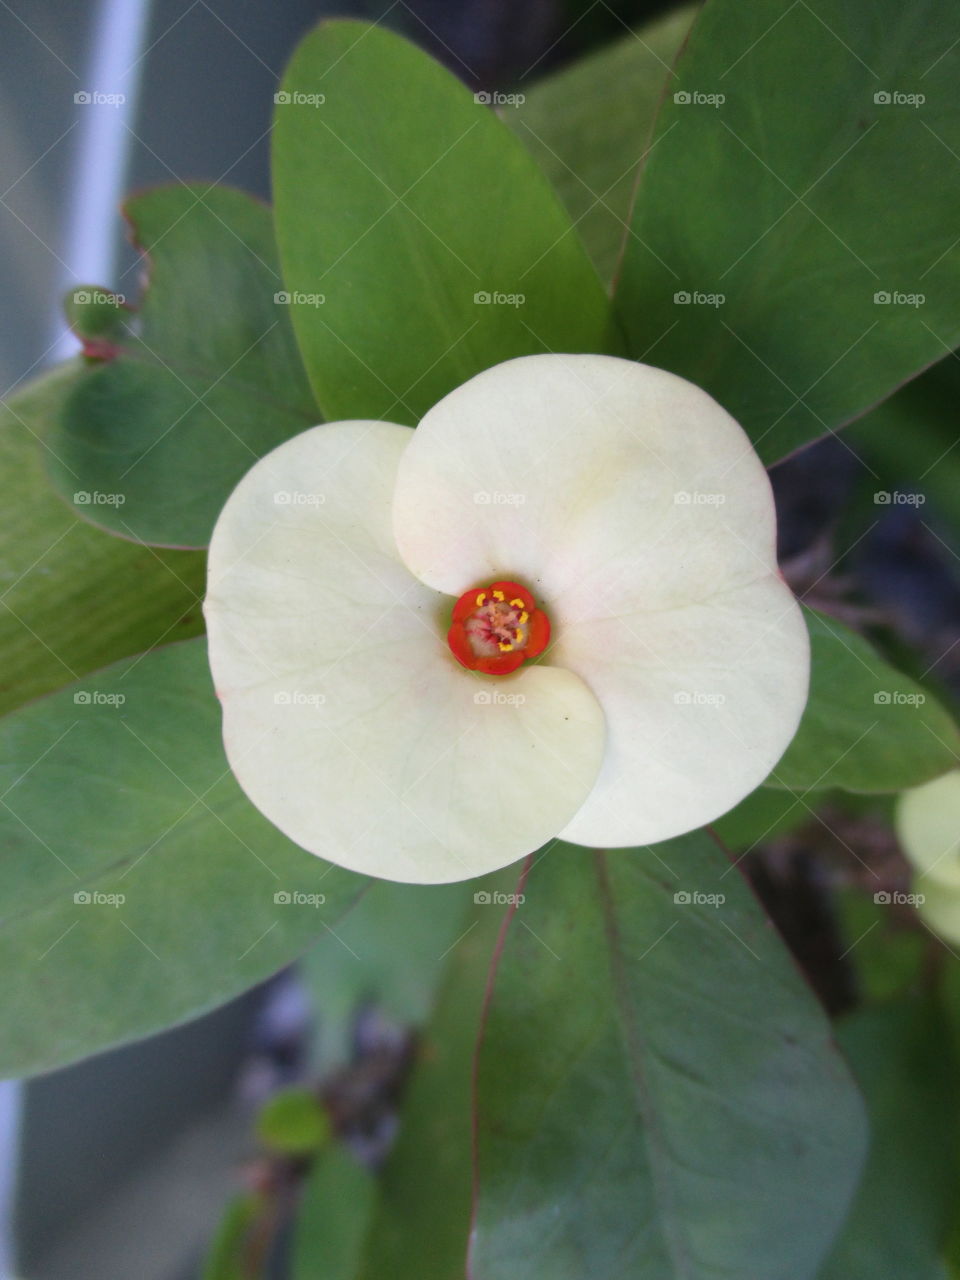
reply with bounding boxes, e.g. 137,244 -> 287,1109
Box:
820,998 -> 958,1280
507,8 -> 696,285
768,609 -> 960,793
617,0 -> 960,463
472,838 -> 867,1280
272,20 -> 615,425
46,184 -> 320,548
0,365 -> 206,717
0,638 -> 363,1076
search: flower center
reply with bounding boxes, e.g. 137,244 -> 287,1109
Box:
447,579 -> 550,675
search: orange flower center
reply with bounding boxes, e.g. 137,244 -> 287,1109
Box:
447,580 -> 550,675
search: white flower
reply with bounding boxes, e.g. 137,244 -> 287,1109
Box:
205,354 -> 808,883
897,770 -> 960,940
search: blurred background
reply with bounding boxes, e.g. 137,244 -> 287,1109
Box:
2,0 -> 958,1276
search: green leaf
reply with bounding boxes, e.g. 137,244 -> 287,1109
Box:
300,878 -> 475,1071
506,8 -> 696,285
293,1146 -> 376,1280
617,0 -> 960,463
768,609 -> 960,793
202,1194 -> 262,1280
272,20 -> 615,425
820,998 -> 958,1280
46,184 -> 320,548
257,1086 -> 330,1156
0,638 -> 363,1076
353,885 -> 510,1278
472,838 -> 867,1280
0,364 -> 206,717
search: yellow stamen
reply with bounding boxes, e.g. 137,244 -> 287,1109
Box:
509,597 -> 524,608
498,640 -> 513,652
519,611 -> 529,624
475,591 -> 487,607
492,590 -> 505,602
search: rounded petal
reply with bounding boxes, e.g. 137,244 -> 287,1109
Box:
392,353 -> 779,615
205,421 -> 604,883
553,579 -> 809,845
896,770 -> 960,889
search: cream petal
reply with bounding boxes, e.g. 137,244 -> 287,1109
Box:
554,577 -> 810,846
392,353 -> 778,615
896,770 -> 960,890
204,421 -> 604,883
